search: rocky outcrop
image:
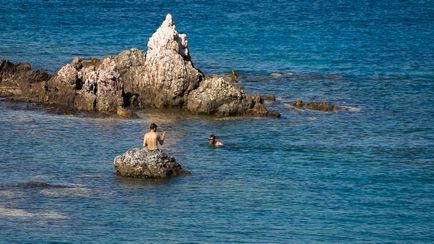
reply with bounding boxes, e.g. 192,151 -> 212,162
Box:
292,100 -> 339,112
45,57 -> 124,113
1,14 -> 276,117
185,76 -> 267,116
0,60 -> 51,100
120,14 -> 203,109
114,148 -> 188,178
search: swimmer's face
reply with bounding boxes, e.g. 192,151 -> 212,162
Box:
208,137 -> 216,144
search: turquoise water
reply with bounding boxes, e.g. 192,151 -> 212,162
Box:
1,0 -> 434,242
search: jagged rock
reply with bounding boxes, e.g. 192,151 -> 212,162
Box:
113,148 -> 188,178
114,48 -> 146,94
292,100 -> 339,112
130,14 -> 203,109
222,70 -> 239,83
1,14 -> 273,117
0,60 -> 51,101
46,57 -> 124,113
185,76 -> 267,116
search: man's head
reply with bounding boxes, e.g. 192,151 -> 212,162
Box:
150,123 -> 158,131
208,135 -> 216,144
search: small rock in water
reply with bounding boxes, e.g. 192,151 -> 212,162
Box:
264,94 -> 276,102
291,100 -> 339,112
292,99 -> 304,108
304,102 -> 339,112
21,181 -> 51,188
114,148 -> 189,179
267,111 -> 281,118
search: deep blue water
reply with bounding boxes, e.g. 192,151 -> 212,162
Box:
1,0 -> 434,242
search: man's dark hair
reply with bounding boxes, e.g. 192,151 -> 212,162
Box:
150,123 -> 158,130
209,135 -> 216,140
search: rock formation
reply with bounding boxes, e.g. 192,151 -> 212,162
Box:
186,76 -> 267,116
114,148 -> 188,178
0,60 -> 51,101
0,14 -> 277,117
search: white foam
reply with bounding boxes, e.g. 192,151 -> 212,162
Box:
0,205 -> 67,220
0,190 -> 15,198
40,186 -> 92,197
341,106 -> 361,112
0,205 -> 34,218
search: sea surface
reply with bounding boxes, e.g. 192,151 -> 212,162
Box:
1,0 -> 434,242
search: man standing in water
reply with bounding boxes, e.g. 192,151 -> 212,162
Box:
143,123 -> 166,150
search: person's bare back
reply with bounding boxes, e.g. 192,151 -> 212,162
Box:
143,123 -> 165,150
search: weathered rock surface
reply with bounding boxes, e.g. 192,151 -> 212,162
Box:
1,14 -> 275,117
0,60 -> 51,100
45,57 -> 124,113
292,100 -> 339,112
185,76 -> 268,116
122,14 -> 203,109
114,148 -> 187,178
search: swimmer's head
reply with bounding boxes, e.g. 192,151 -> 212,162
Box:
208,134 -> 216,143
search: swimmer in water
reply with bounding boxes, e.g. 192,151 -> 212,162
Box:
208,134 -> 224,147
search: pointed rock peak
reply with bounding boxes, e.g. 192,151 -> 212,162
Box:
147,14 -> 190,60
162,13 -> 174,28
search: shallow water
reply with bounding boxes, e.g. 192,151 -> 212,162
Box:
1,0 -> 434,242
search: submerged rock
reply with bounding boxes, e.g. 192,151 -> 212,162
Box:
292,100 -> 339,112
114,148 -> 188,178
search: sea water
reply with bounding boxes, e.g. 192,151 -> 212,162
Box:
1,0 -> 433,242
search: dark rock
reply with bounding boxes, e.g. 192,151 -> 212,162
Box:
267,111 -> 281,118
114,148 -> 188,178
292,100 -> 339,112
305,102 -> 339,112
23,181 -> 51,188
292,100 -> 304,108
264,94 -> 276,102
0,60 -> 51,101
